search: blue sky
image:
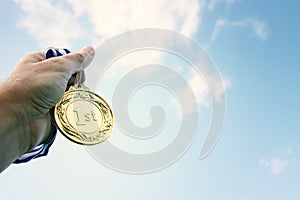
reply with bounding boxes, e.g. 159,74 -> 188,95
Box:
0,0 -> 299,199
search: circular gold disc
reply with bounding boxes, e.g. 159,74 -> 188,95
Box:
54,87 -> 114,145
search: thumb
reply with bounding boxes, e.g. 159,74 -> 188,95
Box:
76,46 -> 95,70
41,46 -> 95,80
50,46 -> 95,75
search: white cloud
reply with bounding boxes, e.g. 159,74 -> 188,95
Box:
15,0 -> 86,47
208,0 -> 237,11
270,158 -> 289,175
208,18 -> 229,47
15,0 -> 229,112
15,0 -> 203,48
207,17 -> 269,47
247,18 -> 269,41
189,69 -> 231,106
15,0 -> 268,52
188,70 -> 210,108
259,148 -> 293,176
259,157 -> 289,175
170,66 -> 230,116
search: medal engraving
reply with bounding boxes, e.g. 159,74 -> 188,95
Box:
55,86 -> 114,145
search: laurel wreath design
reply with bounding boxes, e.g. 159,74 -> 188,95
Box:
54,87 -> 114,145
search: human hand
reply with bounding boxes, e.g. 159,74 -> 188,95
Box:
0,46 -> 95,152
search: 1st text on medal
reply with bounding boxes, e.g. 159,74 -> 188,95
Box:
73,108 -> 98,126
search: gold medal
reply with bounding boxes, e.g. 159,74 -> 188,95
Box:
54,72 -> 114,145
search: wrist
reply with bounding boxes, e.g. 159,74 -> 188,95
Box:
0,81 -> 28,119
0,82 -> 32,155
0,80 -> 55,151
